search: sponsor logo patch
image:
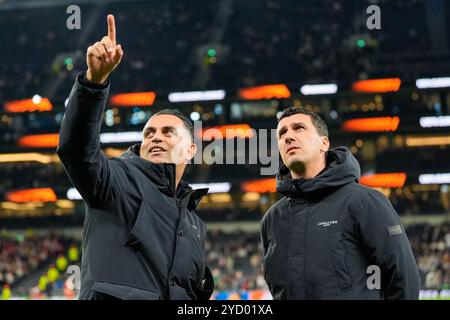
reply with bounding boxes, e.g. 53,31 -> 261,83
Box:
317,220 -> 338,227
387,225 -> 403,237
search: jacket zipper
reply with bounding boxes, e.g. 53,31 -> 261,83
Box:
167,194 -> 184,298
304,204 -> 309,299
287,198 -> 294,299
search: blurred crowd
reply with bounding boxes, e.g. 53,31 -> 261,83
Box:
2,223 -> 450,299
210,0 -> 361,89
0,5 -> 80,102
0,163 -> 65,192
107,0 -> 216,93
207,224 -> 450,293
28,242 -> 80,300
408,223 -> 450,290
389,190 -> 447,216
205,230 -> 267,292
0,1 -> 217,102
1,0 -> 447,103
0,232 -> 65,292
0,230 -> 80,299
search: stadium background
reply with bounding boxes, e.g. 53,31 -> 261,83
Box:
1,0 -> 450,300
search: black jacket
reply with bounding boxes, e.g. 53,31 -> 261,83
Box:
260,147 -> 420,300
57,73 -> 214,300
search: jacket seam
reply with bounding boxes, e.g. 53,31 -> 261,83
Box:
287,199 -> 293,298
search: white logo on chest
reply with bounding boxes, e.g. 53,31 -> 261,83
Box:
317,220 -> 338,227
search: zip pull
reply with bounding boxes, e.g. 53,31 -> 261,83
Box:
289,198 -> 294,208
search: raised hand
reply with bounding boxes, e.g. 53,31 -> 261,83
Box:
86,14 -> 123,84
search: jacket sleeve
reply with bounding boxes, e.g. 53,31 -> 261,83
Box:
354,190 -> 420,300
57,72 -> 119,209
260,212 -> 269,255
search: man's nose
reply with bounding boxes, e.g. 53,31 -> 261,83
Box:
284,130 -> 295,144
151,130 -> 163,143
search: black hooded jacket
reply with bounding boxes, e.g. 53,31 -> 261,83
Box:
57,73 -> 214,300
260,147 -> 420,300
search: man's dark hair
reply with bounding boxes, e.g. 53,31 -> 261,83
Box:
278,106 -> 328,138
152,109 -> 194,141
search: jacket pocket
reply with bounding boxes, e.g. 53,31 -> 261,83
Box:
263,243 -> 275,285
185,221 -> 205,286
124,201 -> 147,248
91,281 -> 160,300
328,231 -> 353,292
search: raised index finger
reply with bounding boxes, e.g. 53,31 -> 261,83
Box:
107,14 -> 116,45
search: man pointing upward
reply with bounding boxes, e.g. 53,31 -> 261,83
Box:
57,15 -> 214,300
85,15 -> 122,84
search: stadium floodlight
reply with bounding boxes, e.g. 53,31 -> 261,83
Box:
416,77 -> 450,89
18,134 -> 59,148
241,178 -> 277,193
418,173 -> 450,185
32,95 -> 42,104
300,84 -> 338,95
406,136 -> 450,147
99,131 -> 143,144
352,78 -> 401,93
190,112 -> 201,121
190,182 -> 231,193
168,90 -> 226,102
239,84 -> 291,100
419,116 -> 450,128
359,172 -> 407,188
5,97 -> 53,112
67,188 -> 82,200
6,188 -> 57,203
110,92 -> 156,107
0,153 -> 59,164
341,117 -> 400,132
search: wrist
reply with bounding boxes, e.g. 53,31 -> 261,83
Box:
86,69 -> 108,85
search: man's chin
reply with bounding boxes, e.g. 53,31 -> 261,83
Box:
144,155 -> 170,164
286,157 -> 306,170
286,155 -> 302,164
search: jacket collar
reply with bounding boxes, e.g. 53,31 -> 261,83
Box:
276,147 -> 360,200
120,144 -> 208,209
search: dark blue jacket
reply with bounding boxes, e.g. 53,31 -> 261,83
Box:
57,73 -> 213,300
261,147 -> 420,300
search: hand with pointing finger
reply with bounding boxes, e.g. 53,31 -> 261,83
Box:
86,14 -> 123,84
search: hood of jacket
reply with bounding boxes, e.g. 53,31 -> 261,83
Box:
276,146 -> 360,199
120,144 -> 208,207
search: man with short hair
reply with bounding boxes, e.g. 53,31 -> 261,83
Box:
57,14 -> 213,300
260,106 -> 420,299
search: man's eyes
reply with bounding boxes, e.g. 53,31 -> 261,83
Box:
278,126 -> 305,138
163,129 -> 175,135
144,129 -> 176,137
